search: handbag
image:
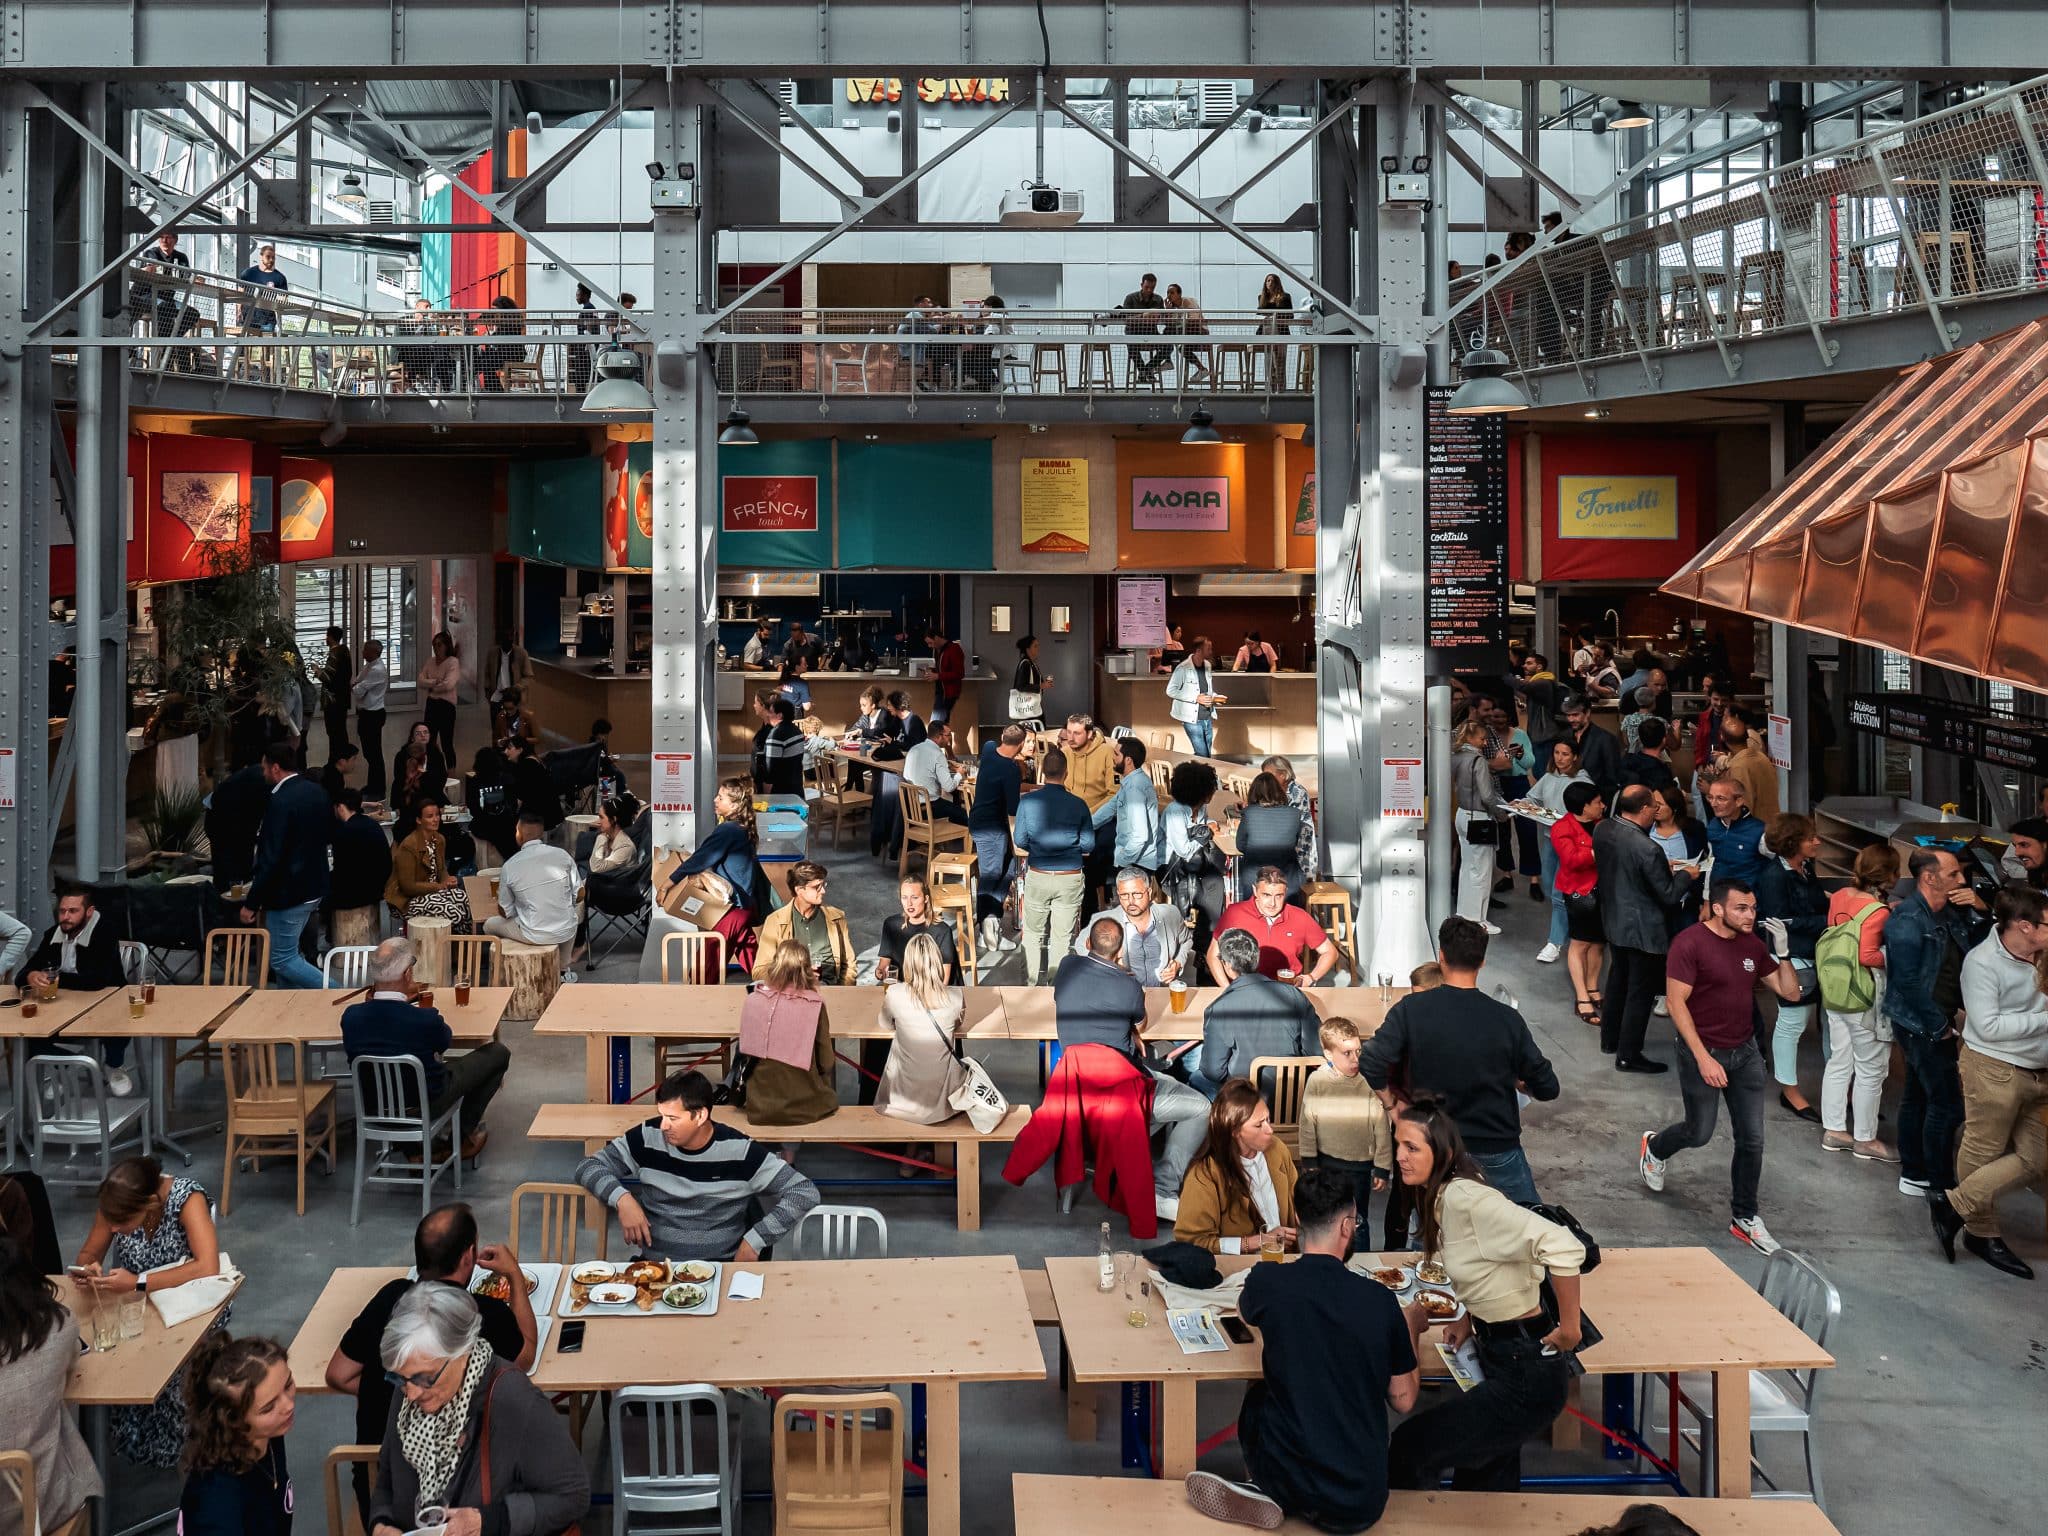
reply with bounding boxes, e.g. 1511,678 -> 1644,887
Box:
712,1051 -> 755,1107
917,1002 -> 1009,1133
1463,816 -> 1499,846
1528,1201 -> 1603,1376
480,1368 -> 581,1536
999,871 -> 1025,943
1008,688 -> 1043,720
1562,890 -> 1600,921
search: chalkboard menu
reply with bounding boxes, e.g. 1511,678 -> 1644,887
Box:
1424,385 -> 1510,674
1847,691 -> 2048,775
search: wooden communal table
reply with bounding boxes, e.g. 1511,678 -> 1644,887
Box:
1,987 -> 118,1167
210,986 -> 513,1045
287,1265 -> 404,1391
535,982 -> 1409,1102
1049,1246 -> 1832,1498
529,1255 -> 1044,1536
1012,1474 -> 1847,1534
61,985 -> 248,1160
1146,745 -> 1319,799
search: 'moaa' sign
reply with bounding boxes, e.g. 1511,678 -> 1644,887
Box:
1131,475 -> 1230,531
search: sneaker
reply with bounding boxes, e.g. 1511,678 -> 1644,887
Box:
559,970 -> 578,983
1638,1132 -> 1666,1193
1652,996 -> 1669,1017
1820,1130 -> 1856,1153
105,1067 -> 136,1097
1536,943 -> 1561,964
981,915 -> 1002,950
1853,1139 -> 1901,1164
1183,1471 -> 1284,1531
1730,1215 -> 1781,1255
1899,1175 -> 1932,1198
1479,921 -> 1502,936
1155,1193 -> 1181,1222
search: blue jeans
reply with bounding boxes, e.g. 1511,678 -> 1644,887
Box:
1183,717 -> 1215,756
263,899 -> 326,989
1470,1145 -> 1540,1206
1538,839 -> 1568,950
1896,1028 -> 1964,1190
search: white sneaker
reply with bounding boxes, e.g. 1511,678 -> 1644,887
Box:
105,1067 -> 136,1097
1155,1193 -> 1181,1222
1731,1215 -> 1781,1255
1898,1175 -> 1932,1198
1653,996 -> 1670,1017
1536,943 -> 1561,964
559,970 -> 578,983
981,916 -> 1002,950
1480,921 -> 1502,936
1183,1472 -> 1284,1531
1638,1132 -> 1666,1192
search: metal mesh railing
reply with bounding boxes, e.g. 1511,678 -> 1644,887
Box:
1454,75 -> 2048,382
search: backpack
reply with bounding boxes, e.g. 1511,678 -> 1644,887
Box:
1816,901 -> 1884,1012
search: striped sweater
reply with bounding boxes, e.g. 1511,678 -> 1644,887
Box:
576,1119 -> 820,1261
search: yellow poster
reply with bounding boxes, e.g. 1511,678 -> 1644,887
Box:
1556,474 -> 1680,540
1021,457 -> 1091,553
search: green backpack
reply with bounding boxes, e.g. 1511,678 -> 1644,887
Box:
1816,902 -> 1884,1013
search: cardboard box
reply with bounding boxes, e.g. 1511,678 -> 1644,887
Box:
653,852 -> 733,931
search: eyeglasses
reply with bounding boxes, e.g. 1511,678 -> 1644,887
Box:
383,1357 -> 454,1392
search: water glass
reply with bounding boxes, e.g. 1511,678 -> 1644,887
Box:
91,1298 -> 119,1351
119,1294 -> 148,1339
1119,1253 -> 1149,1328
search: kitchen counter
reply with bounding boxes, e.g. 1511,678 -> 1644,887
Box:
1097,664 -> 1317,759
527,658 -> 651,756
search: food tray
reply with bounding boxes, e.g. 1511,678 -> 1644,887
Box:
561,1259 -> 723,1317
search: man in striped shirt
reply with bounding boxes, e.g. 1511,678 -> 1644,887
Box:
576,1069 -> 819,1261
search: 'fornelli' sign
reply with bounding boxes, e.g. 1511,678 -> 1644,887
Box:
1556,475 -> 1679,540
722,475 -> 819,533
1131,475 -> 1230,532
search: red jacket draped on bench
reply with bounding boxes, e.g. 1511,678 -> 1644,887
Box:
1001,1042 -> 1159,1239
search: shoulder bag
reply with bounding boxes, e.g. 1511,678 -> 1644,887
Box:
1529,1201 -> 1603,1374
920,1002 -> 1008,1133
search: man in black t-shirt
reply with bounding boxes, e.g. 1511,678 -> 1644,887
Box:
1186,1167 -> 1420,1532
324,1203 -> 536,1518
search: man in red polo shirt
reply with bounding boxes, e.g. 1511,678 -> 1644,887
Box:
1208,865 -> 1338,986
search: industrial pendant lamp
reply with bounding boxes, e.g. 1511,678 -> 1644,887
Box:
1180,405 -> 1222,445
1446,347 -> 1530,415
1611,99 -> 1653,130
335,169 -> 369,211
717,404 -> 760,445
580,346 -> 655,415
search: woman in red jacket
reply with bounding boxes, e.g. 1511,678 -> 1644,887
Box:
1550,780 -> 1606,1025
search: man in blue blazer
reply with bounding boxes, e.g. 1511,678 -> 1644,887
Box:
342,936 -> 509,1162
240,741 -> 332,987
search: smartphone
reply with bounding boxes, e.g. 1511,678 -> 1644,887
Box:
557,1319 -> 586,1354
1220,1314 -> 1254,1346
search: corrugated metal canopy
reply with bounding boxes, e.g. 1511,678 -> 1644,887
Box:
1663,318 -> 2048,692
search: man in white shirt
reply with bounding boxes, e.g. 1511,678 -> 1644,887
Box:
484,812 -> 585,976
901,722 -> 965,823
1932,884 -> 2048,1279
741,620 -> 774,669
351,639 -> 391,800
1165,636 -> 1226,756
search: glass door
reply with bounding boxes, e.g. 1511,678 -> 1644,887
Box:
289,561 -> 422,701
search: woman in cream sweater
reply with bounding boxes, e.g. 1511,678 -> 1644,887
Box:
1173,1078 -> 1299,1254
1387,1097 -> 1585,1492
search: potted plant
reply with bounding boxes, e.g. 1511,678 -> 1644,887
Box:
138,784 -> 205,864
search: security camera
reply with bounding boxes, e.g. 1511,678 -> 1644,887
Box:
645,161 -> 668,180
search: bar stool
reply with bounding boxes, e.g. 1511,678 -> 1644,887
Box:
930,883 -> 979,978
1080,341 -> 1116,389
929,851 -> 979,925
1031,343 -> 1069,392
1293,345 -> 1315,392
1215,343 -> 1254,390
1731,251 -> 1788,334
1304,880 -> 1357,978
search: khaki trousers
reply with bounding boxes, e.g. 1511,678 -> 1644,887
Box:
1951,1043 -> 2048,1238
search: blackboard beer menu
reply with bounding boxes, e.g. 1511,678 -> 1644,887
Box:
1424,384 -> 1510,674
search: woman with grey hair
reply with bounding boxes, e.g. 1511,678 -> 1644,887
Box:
368,1285 -> 587,1536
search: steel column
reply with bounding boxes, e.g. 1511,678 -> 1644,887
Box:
1767,404 -> 1812,814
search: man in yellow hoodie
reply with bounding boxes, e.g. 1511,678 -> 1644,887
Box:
1060,713 -> 1120,814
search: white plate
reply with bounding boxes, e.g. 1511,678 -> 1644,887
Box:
1414,1286 -> 1467,1325
586,1282 -> 636,1305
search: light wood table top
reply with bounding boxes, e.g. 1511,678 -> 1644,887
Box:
56,1273 -> 243,1405
61,985 -> 247,1039
529,1100 -> 1028,1145
288,1265 -> 404,1392
1012,1475 -> 1845,1534
529,1254 -> 1044,1393
211,987 -> 512,1044
0,987 -> 117,1037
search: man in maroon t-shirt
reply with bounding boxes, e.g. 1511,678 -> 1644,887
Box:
1638,877 -> 1804,1255
1208,867 -> 1337,985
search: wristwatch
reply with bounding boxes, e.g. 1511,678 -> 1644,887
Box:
136,1274 -> 148,1295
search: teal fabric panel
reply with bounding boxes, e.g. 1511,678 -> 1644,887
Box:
835,440 -> 994,569
508,457 -> 603,567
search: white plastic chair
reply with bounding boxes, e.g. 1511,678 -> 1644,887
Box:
30,1054 -> 153,1188
348,1054 -> 463,1225
609,1384 -> 741,1536
1642,1247 -> 1839,1504
791,1204 -> 889,1261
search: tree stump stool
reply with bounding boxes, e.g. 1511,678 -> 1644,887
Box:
331,905 -> 381,950
501,940 -> 562,1022
407,914 -> 453,987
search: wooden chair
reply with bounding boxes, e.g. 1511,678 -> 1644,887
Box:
1247,1055 -> 1325,1158
773,1391 -> 903,1536
221,1039 -> 338,1216
814,754 -> 873,850
448,934 -> 503,989
656,929 -> 731,1082
500,360 -> 545,391
175,925 -> 272,1096
1304,880 -> 1358,978
0,1450 -> 39,1536
323,1444 -> 380,1536
896,783 -> 974,879
509,1180 -> 607,1266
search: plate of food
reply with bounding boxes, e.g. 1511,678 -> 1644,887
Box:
658,1281 -> 716,1316
623,1258 -> 671,1288
472,1267 -> 536,1302
672,1260 -> 717,1284
569,1261 -> 616,1286
1414,1258 -> 1450,1287
586,1282 -> 636,1306
471,1262 -> 563,1315
1367,1265 -> 1415,1294
1414,1287 -> 1466,1324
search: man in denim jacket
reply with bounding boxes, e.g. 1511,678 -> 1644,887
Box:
1882,847 -> 1990,1204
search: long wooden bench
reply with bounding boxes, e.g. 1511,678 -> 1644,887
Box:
1012,1474 -> 1846,1534
528,1101 -> 1029,1232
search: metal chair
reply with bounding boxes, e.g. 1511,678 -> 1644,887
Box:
791,1204 -> 889,1261
323,1444 -> 382,1536
315,945 -> 378,1081
655,930 -> 730,1083
221,1040 -> 339,1216
1644,1247 -> 1839,1504
29,1054 -> 153,1189
609,1384 -> 742,1536
511,1179 -> 608,1267
773,1392 -> 903,1536
1245,1055 -> 1323,1156
349,1053 -> 463,1226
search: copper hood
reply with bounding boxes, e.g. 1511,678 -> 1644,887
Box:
1663,319 -> 2048,693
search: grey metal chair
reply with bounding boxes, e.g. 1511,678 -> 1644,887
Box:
791,1204 -> 889,1261
608,1384 -> 741,1536
348,1053 -> 462,1225
30,1054 -> 153,1188
1641,1247 -> 1839,1505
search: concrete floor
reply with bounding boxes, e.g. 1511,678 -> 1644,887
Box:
41,795 -> 2042,1536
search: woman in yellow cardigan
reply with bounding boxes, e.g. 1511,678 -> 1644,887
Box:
1173,1077 -> 1299,1254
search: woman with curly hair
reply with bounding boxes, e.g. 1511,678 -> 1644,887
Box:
1163,759 -> 1228,973
664,776 -> 763,973
178,1334 -> 295,1536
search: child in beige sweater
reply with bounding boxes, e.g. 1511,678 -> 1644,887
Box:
1299,1017 -> 1391,1224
